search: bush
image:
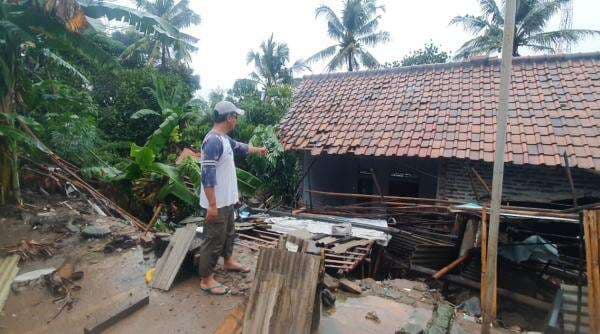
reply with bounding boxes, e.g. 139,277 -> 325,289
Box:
93,67 -> 194,144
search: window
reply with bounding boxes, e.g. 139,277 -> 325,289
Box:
357,170 -> 374,195
388,171 -> 420,197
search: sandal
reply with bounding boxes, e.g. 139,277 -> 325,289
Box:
224,265 -> 251,273
200,284 -> 230,295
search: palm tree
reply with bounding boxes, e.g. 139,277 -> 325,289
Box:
307,0 -> 390,72
451,0 -> 600,59
122,0 -> 200,67
246,34 -> 295,92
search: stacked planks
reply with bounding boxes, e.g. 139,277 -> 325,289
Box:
243,248 -> 321,334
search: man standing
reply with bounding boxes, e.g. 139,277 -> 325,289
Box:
189,101 -> 267,295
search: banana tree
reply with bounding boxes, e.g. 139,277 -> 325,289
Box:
116,143 -> 263,208
130,75 -> 198,153
0,0 -> 193,203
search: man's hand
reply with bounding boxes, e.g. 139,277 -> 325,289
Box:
206,205 -> 219,223
251,146 -> 268,157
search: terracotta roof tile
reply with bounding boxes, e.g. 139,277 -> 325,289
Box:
279,52 -> 600,170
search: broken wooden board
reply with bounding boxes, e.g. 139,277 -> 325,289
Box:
151,223 -> 196,290
243,248 -> 321,334
323,273 -> 340,291
339,278 -> 362,294
315,236 -> 338,246
84,288 -> 149,334
330,239 -> 372,254
214,301 -> 246,334
0,255 -> 19,313
278,234 -> 308,253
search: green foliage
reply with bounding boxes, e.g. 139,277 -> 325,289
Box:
451,0 -> 600,59
247,34 -> 294,92
26,80 -> 103,166
247,125 -> 299,205
382,42 -> 449,68
94,67 -> 192,143
120,143 -> 198,206
307,0 -> 390,71
119,0 -> 201,67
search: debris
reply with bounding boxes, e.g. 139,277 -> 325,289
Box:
499,235 -> 559,263
330,239 -> 372,254
145,268 -> 155,285
151,223 -> 197,290
214,301 -> 246,334
365,311 -> 381,323
243,248 -> 321,334
103,235 -> 136,253
456,296 -> 481,317
323,273 -> 340,291
12,267 -> 55,289
321,288 -> 336,307
428,302 -> 454,334
332,223 -> 352,236
339,278 -> 362,294
140,233 -> 155,247
65,220 -> 80,233
81,225 -> 111,239
3,240 -> 56,261
22,209 -> 79,228
411,265 -> 552,311
83,288 -> 149,334
0,255 -> 20,313
432,253 -> 471,280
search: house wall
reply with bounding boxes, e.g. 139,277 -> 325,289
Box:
301,154 -> 600,206
302,153 -> 438,207
437,159 -> 600,204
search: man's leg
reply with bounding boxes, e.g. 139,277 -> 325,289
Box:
198,209 -> 228,293
222,205 -> 250,273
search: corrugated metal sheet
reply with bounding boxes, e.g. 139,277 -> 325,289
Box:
0,255 -> 20,313
562,284 -> 590,334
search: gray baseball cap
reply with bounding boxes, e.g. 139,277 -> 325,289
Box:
214,101 -> 245,117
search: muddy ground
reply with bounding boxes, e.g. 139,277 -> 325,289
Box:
0,191 -> 507,334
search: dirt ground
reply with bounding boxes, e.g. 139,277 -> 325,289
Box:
0,192 -> 506,334
0,192 -> 256,334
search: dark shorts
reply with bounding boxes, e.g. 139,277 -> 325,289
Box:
197,205 -> 235,277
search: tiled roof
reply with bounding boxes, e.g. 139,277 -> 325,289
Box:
279,52 -> 600,170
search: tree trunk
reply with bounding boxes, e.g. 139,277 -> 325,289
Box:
0,88 -> 21,204
161,44 -> 167,70
348,54 -> 353,72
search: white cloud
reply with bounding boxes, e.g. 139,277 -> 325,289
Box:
183,0 -> 600,96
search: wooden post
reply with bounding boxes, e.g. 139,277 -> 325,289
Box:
562,151 -> 578,208
584,210 -> 600,334
482,0 -> 517,332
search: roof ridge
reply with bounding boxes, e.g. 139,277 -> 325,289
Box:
302,51 -> 600,80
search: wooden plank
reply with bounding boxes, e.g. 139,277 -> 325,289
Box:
243,248 -> 320,334
323,273 -> 339,291
584,210 -> 600,334
315,236 -> 338,246
84,288 -> 149,334
278,235 -> 308,253
432,252 -> 470,280
330,239 -> 371,254
151,223 -> 196,290
0,255 -> 19,313
214,301 -> 245,334
338,279 -> 362,294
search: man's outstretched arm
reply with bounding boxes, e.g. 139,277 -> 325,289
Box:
228,138 -> 267,157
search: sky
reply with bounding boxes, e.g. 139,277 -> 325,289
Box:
183,0 -> 600,97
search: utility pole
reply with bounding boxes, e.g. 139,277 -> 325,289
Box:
481,0 -> 517,333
